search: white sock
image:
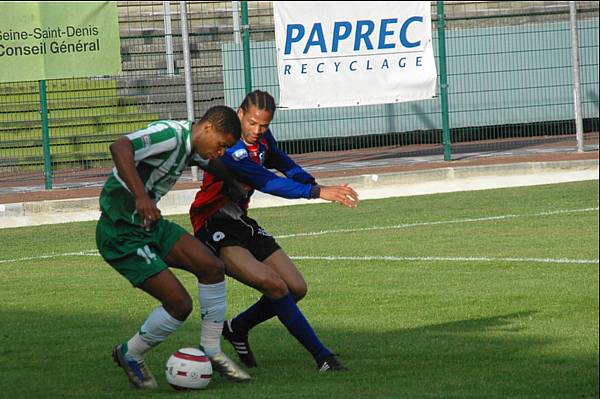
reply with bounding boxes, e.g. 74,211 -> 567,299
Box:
125,332 -> 152,363
125,305 -> 183,362
198,281 -> 226,356
200,320 -> 224,356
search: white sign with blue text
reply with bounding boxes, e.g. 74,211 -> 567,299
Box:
273,1 -> 437,109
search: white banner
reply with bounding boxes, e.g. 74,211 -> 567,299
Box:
273,1 -> 437,109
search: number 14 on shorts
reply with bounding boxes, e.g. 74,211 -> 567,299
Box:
137,245 -> 158,264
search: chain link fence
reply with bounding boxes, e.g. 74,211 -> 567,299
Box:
0,1 -> 598,189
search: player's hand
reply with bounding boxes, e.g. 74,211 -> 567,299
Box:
136,194 -> 161,231
318,184 -> 359,208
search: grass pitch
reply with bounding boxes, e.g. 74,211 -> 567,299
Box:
1,180 -> 598,398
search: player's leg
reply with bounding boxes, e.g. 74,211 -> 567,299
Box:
122,268 -> 191,348
98,217 -> 191,389
219,216 -> 293,336
261,250 -> 348,371
110,262 -> 191,389
222,248 -> 305,347
164,232 -> 250,382
219,245 -> 287,367
193,216 -> 272,367
164,232 -> 225,358
221,246 -> 346,371
262,249 -> 307,301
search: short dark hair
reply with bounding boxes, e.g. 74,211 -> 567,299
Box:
200,106 -> 241,140
239,90 -> 276,117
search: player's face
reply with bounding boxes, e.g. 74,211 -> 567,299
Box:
238,105 -> 273,144
193,123 -> 237,159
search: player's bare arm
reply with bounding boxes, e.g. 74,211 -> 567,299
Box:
203,158 -> 246,201
109,136 -> 161,229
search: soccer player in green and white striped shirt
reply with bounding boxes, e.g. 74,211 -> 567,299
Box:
96,106 -> 250,389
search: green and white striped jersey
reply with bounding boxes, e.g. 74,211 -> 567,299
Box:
99,120 -> 208,224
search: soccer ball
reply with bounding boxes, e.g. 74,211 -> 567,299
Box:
165,347 -> 212,390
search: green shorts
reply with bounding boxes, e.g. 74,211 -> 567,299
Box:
96,214 -> 187,287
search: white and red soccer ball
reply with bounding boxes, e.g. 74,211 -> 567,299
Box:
165,348 -> 212,390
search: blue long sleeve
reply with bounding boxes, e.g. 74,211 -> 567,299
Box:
262,134 -> 316,185
221,141 -> 314,199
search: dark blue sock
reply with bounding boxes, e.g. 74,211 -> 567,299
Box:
232,295 -> 276,333
271,293 -> 331,363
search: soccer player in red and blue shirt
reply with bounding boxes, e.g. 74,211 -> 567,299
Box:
190,91 -> 359,372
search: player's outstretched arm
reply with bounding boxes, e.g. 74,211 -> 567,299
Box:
317,184 -> 359,208
110,137 -> 161,229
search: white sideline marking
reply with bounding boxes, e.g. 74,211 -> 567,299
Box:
0,207 -> 597,265
291,256 -> 599,265
0,251 -> 99,264
274,207 -> 599,239
1,251 -> 596,266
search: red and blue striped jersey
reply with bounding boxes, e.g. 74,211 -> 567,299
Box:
189,129 -> 316,232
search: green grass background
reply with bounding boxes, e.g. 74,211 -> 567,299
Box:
1,181 -> 598,398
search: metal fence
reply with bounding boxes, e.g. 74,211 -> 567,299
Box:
223,1 -> 599,154
442,1 -> 599,153
0,1 -> 598,189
